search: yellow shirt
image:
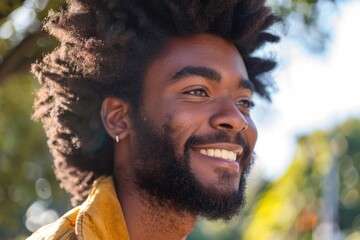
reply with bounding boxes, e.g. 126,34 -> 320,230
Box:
27,176 -> 130,240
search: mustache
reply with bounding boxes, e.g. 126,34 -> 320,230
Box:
184,131 -> 251,160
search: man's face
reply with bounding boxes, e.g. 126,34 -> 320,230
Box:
128,33 -> 258,220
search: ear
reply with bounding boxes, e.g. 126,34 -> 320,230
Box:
101,97 -> 131,142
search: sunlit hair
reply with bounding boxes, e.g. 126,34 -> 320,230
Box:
32,0 -> 281,205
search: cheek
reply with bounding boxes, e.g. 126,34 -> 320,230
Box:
160,102 -> 200,127
162,108 -> 206,152
166,111 -> 197,136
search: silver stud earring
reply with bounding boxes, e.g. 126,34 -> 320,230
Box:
115,134 -> 119,143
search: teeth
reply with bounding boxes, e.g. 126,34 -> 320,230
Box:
221,149 -> 229,159
231,152 -> 236,160
214,149 -> 222,158
208,149 -> 214,157
198,149 -> 237,162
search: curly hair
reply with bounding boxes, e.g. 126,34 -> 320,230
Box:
32,0 -> 282,205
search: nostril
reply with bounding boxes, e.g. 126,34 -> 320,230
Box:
219,123 -> 233,129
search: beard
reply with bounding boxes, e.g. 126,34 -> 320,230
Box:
129,111 -> 254,221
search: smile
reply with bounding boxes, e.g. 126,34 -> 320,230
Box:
198,149 -> 237,162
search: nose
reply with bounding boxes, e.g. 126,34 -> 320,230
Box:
209,98 -> 248,132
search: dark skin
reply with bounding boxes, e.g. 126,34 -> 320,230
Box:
101,33 -> 258,240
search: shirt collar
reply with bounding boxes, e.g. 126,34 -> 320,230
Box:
75,176 -> 130,240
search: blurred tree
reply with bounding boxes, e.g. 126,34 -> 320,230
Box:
0,74 -> 71,239
269,0 -> 344,53
0,0 -> 355,239
0,0 -> 64,83
0,1 -> 68,239
242,118 -> 360,239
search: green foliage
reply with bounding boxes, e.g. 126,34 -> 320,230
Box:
336,120 -> 360,234
242,119 -> 360,240
0,74 -> 71,239
0,1 -> 23,18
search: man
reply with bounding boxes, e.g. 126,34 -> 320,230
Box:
28,0 -> 281,239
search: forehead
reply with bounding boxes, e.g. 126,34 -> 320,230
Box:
142,33 -> 250,93
153,33 -> 248,79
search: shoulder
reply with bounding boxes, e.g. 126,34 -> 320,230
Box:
26,206 -> 80,240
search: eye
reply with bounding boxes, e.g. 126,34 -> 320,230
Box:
235,98 -> 255,110
184,88 -> 209,97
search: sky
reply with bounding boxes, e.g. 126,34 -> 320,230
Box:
254,0 -> 360,180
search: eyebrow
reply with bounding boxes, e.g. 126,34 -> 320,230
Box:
171,66 -> 254,92
239,79 -> 255,92
172,66 -> 221,83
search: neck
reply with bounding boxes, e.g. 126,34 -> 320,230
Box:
114,175 -> 198,240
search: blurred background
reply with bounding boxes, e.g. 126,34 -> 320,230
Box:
0,0 -> 359,239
